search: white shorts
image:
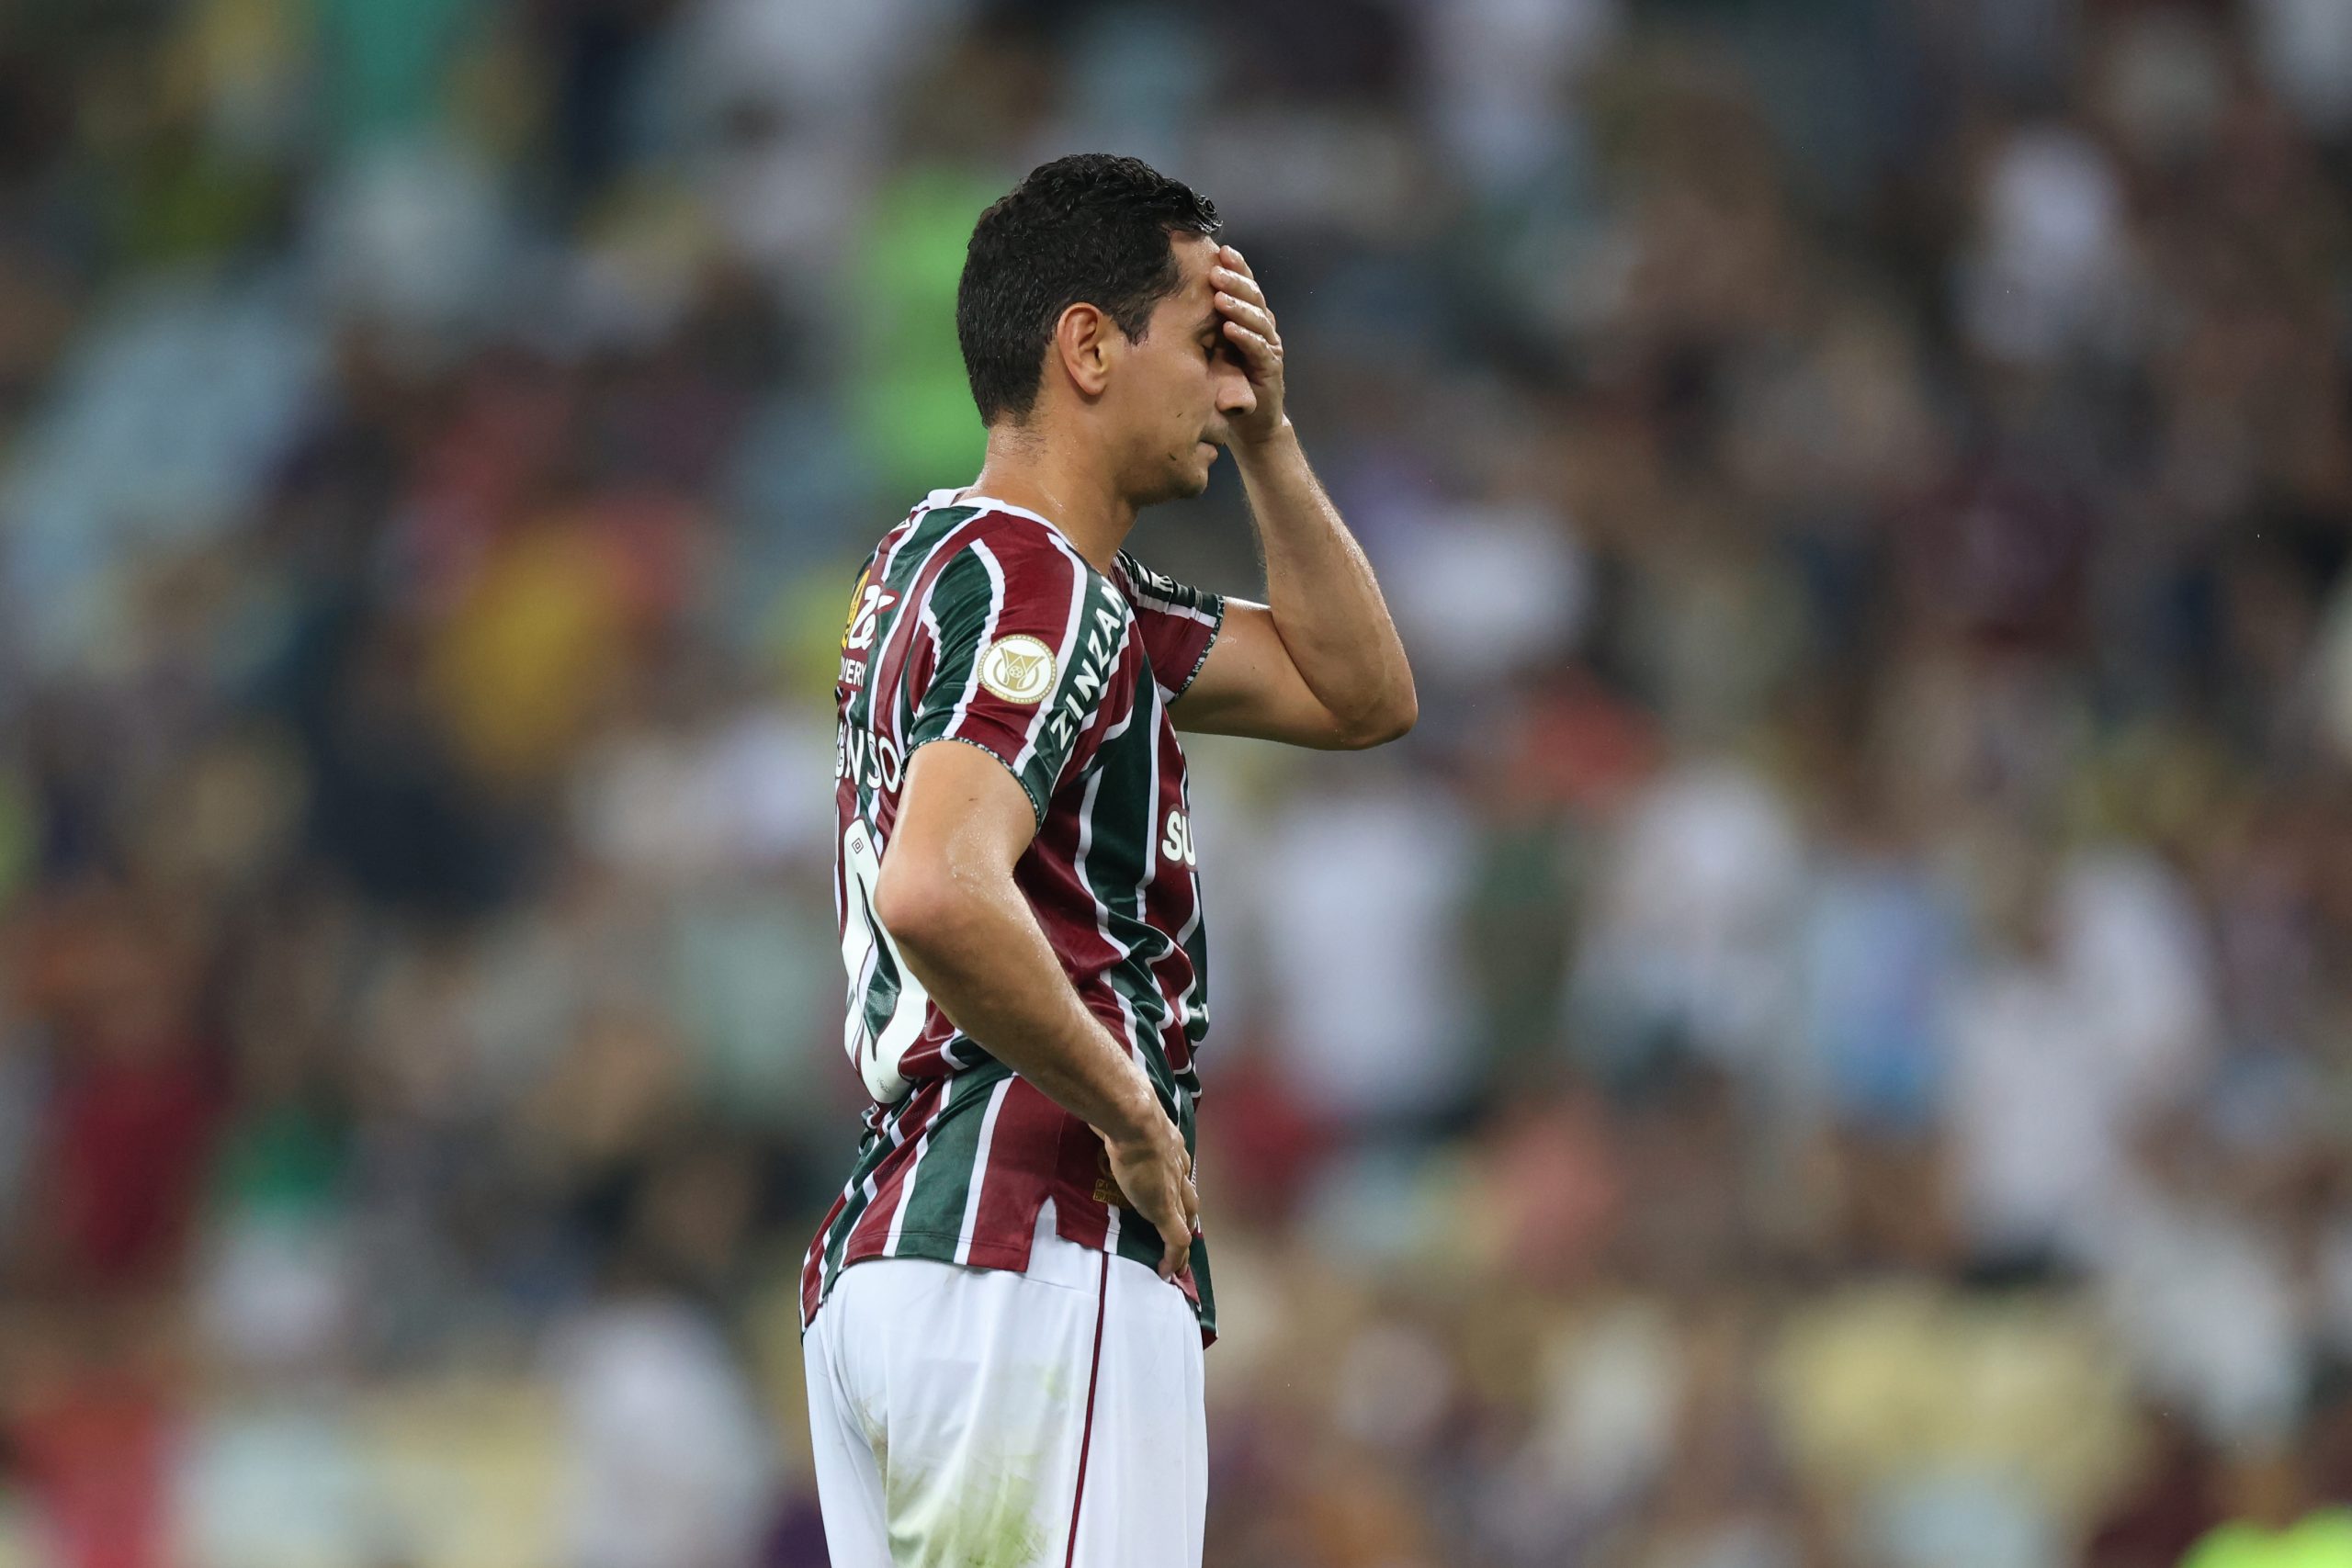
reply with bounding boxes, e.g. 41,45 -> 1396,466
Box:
802,1202 -> 1207,1568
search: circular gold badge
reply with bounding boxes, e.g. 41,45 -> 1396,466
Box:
978,634 -> 1057,705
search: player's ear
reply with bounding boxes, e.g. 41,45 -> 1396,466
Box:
1051,302 -> 1114,400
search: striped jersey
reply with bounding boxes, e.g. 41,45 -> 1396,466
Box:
800,489 -> 1225,1337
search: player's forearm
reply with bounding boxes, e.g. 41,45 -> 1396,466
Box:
1230,423 -> 1417,744
876,863 -> 1164,1143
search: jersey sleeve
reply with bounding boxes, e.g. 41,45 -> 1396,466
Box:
1115,550 -> 1226,703
907,534 -> 1132,823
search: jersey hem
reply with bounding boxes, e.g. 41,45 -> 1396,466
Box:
806,1226 -> 1046,1333
865,1228 -> 1039,1270
1168,602 -> 1225,703
808,1218 -> 1217,1342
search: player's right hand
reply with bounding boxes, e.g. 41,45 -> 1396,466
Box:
1100,1112 -> 1199,1282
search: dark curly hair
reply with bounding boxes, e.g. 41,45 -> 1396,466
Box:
956,153 -> 1222,426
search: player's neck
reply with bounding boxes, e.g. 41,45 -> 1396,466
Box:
965,439 -> 1134,573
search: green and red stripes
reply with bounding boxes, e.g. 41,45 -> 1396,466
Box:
809,495 -> 1228,1339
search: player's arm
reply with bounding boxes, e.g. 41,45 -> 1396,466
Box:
1170,244 -> 1417,750
872,739 -> 1198,1280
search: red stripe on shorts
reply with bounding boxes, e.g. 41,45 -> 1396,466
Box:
1064,1247 -> 1112,1568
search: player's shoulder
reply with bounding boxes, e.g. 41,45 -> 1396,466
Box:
918,497 -> 1124,614
958,500 -> 1096,574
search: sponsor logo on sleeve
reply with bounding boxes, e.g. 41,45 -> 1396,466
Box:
978,634 -> 1057,705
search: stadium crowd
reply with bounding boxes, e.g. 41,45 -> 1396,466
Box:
5,0 -> 2352,1563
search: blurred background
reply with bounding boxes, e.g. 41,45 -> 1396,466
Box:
2,0 -> 2351,1564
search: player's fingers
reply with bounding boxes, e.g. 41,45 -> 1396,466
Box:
1212,281 -> 1273,334
1156,1163 -> 1195,1278
1216,243 -> 1257,283
1220,317 -> 1273,353
1156,1203 -> 1192,1279
1162,1228 -> 1192,1280
1222,320 -> 1280,375
1210,263 -> 1266,310
1214,289 -> 1277,340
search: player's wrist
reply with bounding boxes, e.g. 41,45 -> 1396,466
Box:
1093,1076 -> 1172,1154
1230,413 -> 1294,450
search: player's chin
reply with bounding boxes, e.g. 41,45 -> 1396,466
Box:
1182,445 -> 1219,493
1150,460 -> 1212,503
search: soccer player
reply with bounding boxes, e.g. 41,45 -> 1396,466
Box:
801,152 -> 1416,1567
